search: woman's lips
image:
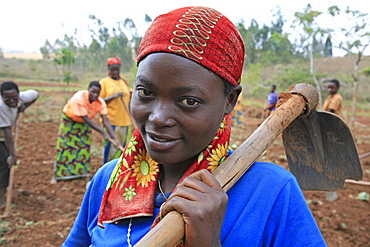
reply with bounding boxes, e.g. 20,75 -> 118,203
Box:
146,132 -> 181,151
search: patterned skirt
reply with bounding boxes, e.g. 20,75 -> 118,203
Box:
53,113 -> 92,180
232,109 -> 244,128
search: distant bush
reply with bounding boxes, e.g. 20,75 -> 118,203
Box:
360,67 -> 370,77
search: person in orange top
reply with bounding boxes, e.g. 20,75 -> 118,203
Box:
99,57 -> 132,163
323,79 -> 343,118
50,81 -> 121,184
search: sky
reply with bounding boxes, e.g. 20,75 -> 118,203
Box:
0,0 -> 366,54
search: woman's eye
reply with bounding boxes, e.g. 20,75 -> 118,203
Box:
179,98 -> 200,106
138,89 -> 153,97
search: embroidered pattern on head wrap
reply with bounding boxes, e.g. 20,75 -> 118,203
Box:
168,8 -> 222,60
137,6 -> 245,86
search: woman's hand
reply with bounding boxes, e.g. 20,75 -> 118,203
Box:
112,92 -> 123,98
7,155 -> 16,168
18,104 -> 26,113
112,138 -> 124,151
162,169 -> 227,247
103,134 -> 124,151
102,132 -> 111,142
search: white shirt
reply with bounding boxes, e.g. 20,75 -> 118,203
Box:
0,90 -> 38,141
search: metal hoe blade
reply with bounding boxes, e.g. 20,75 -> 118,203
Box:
282,110 -> 363,191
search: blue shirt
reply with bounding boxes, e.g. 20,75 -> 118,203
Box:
63,159 -> 326,246
267,91 -> 278,111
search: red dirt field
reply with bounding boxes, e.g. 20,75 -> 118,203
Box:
1,89 -> 369,246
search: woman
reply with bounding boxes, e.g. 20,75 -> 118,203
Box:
99,58 -> 132,163
51,81 -> 121,184
63,7 -> 326,246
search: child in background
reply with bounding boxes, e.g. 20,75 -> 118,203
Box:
323,79 -> 343,118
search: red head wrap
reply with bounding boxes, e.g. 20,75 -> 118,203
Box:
137,6 -> 245,86
107,57 -> 121,66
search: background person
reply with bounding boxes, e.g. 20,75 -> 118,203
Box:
231,93 -> 244,128
323,79 -> 343,118
263,84 -> 278,118
322,78 -> 343,201
99,57 -> 132,164
50,81 -> 121,184
0,81 -> 39,206
62,6 -> 326,246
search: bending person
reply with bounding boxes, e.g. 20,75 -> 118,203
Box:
0,81 -> 38,206
63,7 -> 326,246
51,81 -> 121,184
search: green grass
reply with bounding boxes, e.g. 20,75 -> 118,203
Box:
342,100 -> 370,116
0,221 -> 10,236
355,101 -> 370,112
354,111 -> 370,117
19,85 -> 84,92
243,98 -> 265,108
22,94 -> 66,123
24,106 -> 62,123
1,77 -> 61,83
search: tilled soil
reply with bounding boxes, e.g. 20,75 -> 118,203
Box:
1,89 -> 369,246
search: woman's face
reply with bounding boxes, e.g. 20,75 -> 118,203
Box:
131,53 -> 238,169
2,89 -> 19,108
88,86 -> 101,102
109,64 -> 120,79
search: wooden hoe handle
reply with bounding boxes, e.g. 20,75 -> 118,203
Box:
2,117 -> 21,218
134,83 -> 318,247
2,166 -> 15,218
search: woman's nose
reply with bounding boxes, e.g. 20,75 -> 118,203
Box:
148,103 -> 175,127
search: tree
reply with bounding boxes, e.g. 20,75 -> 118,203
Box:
37,13 -> 162,81
40,39 -> 54,59
260,11 -> 295,65
238,19 -> 260,65
237,9 -> 295,67
328,6 -> 370,130
292,4 -> 329,109
86,15 -> 135,72
53,48 -> 75,86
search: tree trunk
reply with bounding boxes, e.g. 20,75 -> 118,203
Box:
349,80 -> 358,131
309,41 -> 322,109
349,53 -> 361,131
